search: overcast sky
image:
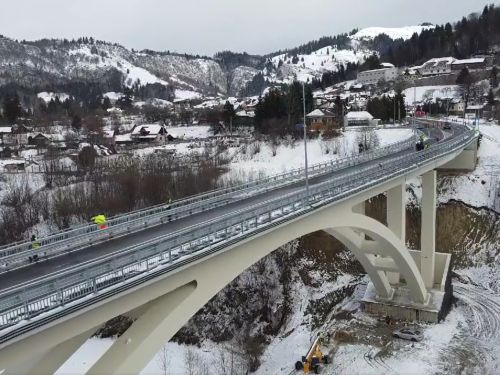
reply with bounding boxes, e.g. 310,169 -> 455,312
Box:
0,0 -> 495,55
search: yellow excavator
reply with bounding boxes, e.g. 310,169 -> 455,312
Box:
295,335 -> 330,374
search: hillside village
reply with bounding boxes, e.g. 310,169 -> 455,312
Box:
0,48 -> 497,173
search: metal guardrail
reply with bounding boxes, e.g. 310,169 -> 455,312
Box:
0,125 -> 476,338
0,138 -> 415,272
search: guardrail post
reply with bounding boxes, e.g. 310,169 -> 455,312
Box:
24,301 -> 30,319
58,288 -> 64,305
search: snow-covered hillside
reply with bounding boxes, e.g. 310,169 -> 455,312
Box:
270,46 -> 373,83
352,25 -> 435,41
0,36 -> 239,98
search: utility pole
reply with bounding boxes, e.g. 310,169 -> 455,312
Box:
230,116 -> 233,136
302,82 -> 309,201
413,85 -> 417,140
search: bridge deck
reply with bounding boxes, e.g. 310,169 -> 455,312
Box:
0,127 -> 447,293
0,146 -> 413,292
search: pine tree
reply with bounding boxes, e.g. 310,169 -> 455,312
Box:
222,101 -> 236,126
2,93 -> 22,124
491,66 -> 498,88
456,67 -> 474,111
71,114 -> 82,132
487,89 -> 495,106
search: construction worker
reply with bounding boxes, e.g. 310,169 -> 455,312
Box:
91,214 -> 107,230
29,234 -> 41,263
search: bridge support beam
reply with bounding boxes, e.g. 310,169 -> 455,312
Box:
386,184 -> 406,284
86,282 -> 197,375
421,170 -> 436,289
26,327 -> 97,375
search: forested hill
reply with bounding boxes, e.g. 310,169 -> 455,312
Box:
378,4 -> 500,67
0,4 -> 498,102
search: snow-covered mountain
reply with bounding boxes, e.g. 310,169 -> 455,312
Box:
0,24 -> 434,100
0,36 -> 245,98
352,25 -> 435,41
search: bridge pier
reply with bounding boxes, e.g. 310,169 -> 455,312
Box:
362,170 -> 452,323
421,170 -> 436,289
386,184 -> 406,284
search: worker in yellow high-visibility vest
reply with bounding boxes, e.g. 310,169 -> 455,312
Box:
91,214 -> 107,230
29,234 -> 41,263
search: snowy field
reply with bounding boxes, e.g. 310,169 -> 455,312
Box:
402,85 -> 459,105
438,120 -> 500,210
225,128 -> 413,179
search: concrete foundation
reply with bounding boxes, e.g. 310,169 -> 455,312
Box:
362,252 -> 453,323
363,282 -> 443,323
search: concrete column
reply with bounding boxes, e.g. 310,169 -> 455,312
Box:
352,201 -> 366,238
352,201 -> 365,215
386,184 -> 406,284
86,282 -> 197,375
26,327 -> 97,375
421,170 -> 436,289
387,184 -> 406,241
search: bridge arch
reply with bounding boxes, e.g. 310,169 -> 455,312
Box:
83,204 -> 427,374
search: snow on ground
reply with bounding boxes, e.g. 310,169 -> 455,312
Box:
103,92 -> 123,102
174,89 -> 202,101
270,47 -> 373,84
37,92 -> 70,103
439,120 -> 500,210
227,128 -> 413,178
352,25 -> 435,41
166,125 -> 211,140
402,85 -> 459,105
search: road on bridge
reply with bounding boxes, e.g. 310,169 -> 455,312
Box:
0,126 -> 448,293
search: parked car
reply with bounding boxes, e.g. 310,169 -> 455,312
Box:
443,124 -> 452,130
393,328 -> 423,342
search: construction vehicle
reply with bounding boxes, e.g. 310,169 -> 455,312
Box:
295,335 -> 330,374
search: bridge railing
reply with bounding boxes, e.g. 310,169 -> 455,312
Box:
0,128 -> 476,336
0,137 -> 414,272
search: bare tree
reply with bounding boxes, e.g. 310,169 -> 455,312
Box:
214,344 -> 249,375
184,347 -> 210,375
156,344 -> 171,375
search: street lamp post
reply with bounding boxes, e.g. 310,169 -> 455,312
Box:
302,82 -> 309,201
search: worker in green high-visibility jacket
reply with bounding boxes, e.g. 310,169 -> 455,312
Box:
91,214 -> 107,229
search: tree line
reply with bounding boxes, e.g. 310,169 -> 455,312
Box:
254,82 -> 313,134
380,4 -> 500,67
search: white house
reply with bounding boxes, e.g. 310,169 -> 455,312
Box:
357,67 -> 399,85
0,125 -> 31,145
344,111 -> 378,128
418,57 -> 455,76
131,125 -> 169,144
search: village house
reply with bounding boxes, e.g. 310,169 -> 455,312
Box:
0,124 -> 31,145
131,124 -> 172,144
344,111 -> 378,128
306,109 -> 340,131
